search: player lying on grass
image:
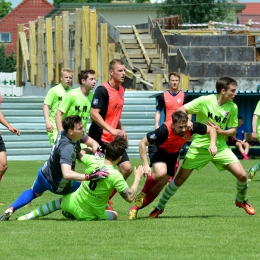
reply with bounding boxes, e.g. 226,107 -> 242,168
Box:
18,136 -> 144,221
0,115 -> 108,221
149,77 -> 256,218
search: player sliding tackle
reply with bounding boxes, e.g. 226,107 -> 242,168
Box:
149,77 -> 256,218
18,136 -> 145,221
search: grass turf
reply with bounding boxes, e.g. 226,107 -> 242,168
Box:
0,159 -> 260,260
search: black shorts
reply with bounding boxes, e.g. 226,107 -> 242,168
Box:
0,136 -> 6,152
96,139 -> 129,165
148,144 -> 179,176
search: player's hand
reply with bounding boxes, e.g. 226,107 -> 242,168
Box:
208,145 -> 217,157
94,148 -> 105,159
252,132 -> 258,140
142,165 -> 151,177
187,119 -> 193,131
110,128 -> 124,137
86,168 -> 109,181
45,122 -> 53,132
134,165 -> 145,178
206,122 -> 221,134
8,126 -> 20,136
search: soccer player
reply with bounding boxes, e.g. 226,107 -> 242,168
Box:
0,115 -> 107,221
248,101 -> 260,181
154,72 -> 191,182
128,110 -> 217,219
18,136 -> 144,221
88,59 -> 132,209
233,116 -> 250,160
43,68 -> 73,146
149,77 -> 256,218
56,69 -> 96,134
0,110 -> 20,183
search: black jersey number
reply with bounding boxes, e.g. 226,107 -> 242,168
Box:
88,180 -> 98,191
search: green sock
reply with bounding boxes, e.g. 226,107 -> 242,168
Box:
252,162 -> 260,174
236,180 -> 248,203
23,198 -> 62,220
157,181 -> 179,210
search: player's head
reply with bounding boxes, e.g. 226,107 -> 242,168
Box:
171,110 -> 188,136
105,136 -> 128,162
168,72 -> 180,91
238,116 -> 243,126
60,68 -> 73,89
62,115 -> 84,140
78,69 -> 96,90
109,59 -> 125,84
216,77 -> 237,93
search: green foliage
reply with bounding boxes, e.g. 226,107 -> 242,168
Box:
156,0 -> 236,24
53,0 -> 111,7
0,45 -> 16,72
0,159 -> 260,259
0,0 -> 12,19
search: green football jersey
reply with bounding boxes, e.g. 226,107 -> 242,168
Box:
76,154 -> 128,217
58,88 -> 94,132
253,101 -> 260,132
185,94 -> 238,150
44,83 -> 72,124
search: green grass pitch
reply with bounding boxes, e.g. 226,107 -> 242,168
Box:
0,159 -> 260,260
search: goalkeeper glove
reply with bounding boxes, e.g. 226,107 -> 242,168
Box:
85,168 -> 109,181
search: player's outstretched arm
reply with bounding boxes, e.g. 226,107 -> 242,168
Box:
0,111 -> 20,136
119,166 -> 144,202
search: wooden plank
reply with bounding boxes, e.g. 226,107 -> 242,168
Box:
74,8 -> 82,83
119,38 -> 134,69
46,18 -> 53,85
90,9 -> 98,75
18,32 -> 29,81
36,16 -> 44,88
82,6 -> 90,69
108,43 -> 116,63
153,74 -> 163,90
180,73 -> 189,90
29,22 -> 36,86
62,11 -> 70,68
100,23 -> 108,83
55,16 -> 62,84
16,24 -> 24,87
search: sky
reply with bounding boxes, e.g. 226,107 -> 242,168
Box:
9,0 -> 260,9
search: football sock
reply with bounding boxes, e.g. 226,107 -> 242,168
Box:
157,180 -> 179,210
141,175 -> 157,194
236,180 -> 248,203
139,190 -> 157,209
109,188 -> 117,200
10,189 -> 36,211
251,162 -> 260,174
22,198 -> 62,220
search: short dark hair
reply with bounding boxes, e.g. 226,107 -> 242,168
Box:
238,116 -> 243,120
62,115 -> 82,132
168,72 -> 180,81
172,110 -> 188,124
105,136 -> 128,161
109,59 -> 125,70
78,69 -> 95,85
216,77 -> 237,94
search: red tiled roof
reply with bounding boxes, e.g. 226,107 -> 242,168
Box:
241,3 -> 260,14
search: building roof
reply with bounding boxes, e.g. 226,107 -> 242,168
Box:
241,3 -> 260,14
45,2 -> 157,18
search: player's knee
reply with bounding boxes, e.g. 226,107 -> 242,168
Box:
0,162 -> 8,174
120,166 -> 132,180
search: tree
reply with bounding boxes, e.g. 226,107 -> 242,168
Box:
0,45 -> 16,72
156,0 -> 236,24
0,0 -> 12,19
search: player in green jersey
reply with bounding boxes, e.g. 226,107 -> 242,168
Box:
56,69 -> 96,134
149,77 -> 256,218
43,68 -> 73,145
17,136 -> 144,221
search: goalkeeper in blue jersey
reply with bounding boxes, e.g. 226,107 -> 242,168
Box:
17,136 -> 144,221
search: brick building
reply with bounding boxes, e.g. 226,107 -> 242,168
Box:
0,0 -> 53,55
238,3 -> 260,29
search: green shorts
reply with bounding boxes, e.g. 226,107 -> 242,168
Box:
182,146 -> 239,171
61,193 -> 109,221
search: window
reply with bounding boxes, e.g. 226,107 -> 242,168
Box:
0,33 -> 11,43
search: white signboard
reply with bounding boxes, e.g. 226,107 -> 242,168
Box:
0,72 -> 23,96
